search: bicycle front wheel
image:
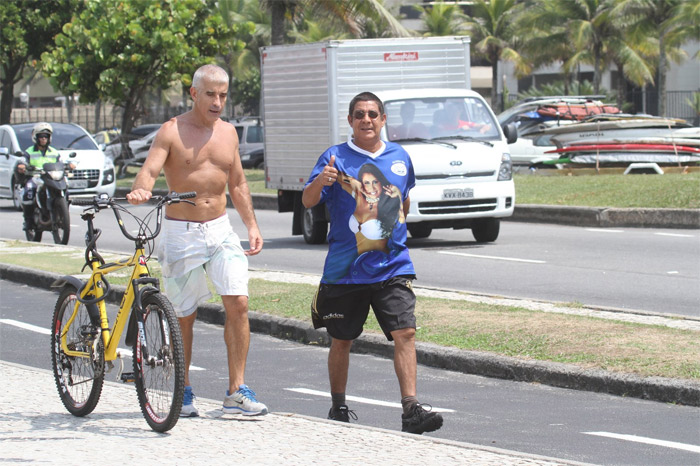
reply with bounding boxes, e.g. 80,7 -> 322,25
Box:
133,292 -> 185,432
51,286 -> 105,416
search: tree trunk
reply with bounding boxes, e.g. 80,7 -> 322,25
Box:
271,3 -> 286,46
491,56 -> 499,112
0,82 -> 15,125
593,46 -> 602,95
93,100 -> 102,132
658,34 -> 667,117
66,94 -> 74,123
616,63 -> 625,110
0,61 -> 23,125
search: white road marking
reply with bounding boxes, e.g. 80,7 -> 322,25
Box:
0,318 -> 204,370
583,432 -> 700,453
285,387 -> 455,413
0,319 -> 50,335
655,232 -> 695,238
437,251 -> 546,264
585,228 -> 624,233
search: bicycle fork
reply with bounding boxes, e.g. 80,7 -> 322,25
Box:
119,276 -> 165,384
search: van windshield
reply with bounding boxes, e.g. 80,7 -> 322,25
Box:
385,97 -> 499,142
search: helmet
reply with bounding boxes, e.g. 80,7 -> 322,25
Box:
32,122 -> 53,144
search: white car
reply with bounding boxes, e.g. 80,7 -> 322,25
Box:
0,122 -> 116,209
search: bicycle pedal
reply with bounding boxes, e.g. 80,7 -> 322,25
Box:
120,372 -> 136,383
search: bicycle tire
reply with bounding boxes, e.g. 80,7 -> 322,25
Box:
52,197 -> 70,245
133,292 -> 185,432
51,286 -> 105,416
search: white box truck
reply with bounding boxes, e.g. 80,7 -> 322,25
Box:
261,36 -> 516,244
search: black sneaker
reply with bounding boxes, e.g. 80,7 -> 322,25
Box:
401,403 -> 443,434
327,404 -> 357,423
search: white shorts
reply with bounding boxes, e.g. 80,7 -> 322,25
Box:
157,214 -> 249,318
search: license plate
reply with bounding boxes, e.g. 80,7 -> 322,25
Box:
442,188 -> 474,200
69,179 -> 88,188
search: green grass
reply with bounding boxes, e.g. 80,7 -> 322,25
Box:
514,170 -> 700,208
9,240 -> 696,381
119,168 -> 700,208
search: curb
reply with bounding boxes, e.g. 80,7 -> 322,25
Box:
509,205 -> 700,229
3,262 -> 698,407
115,188 -> 700,229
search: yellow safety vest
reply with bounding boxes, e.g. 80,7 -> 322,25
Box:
24,145 -> 60,168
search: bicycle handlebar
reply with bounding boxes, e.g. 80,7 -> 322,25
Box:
74,191 -> 197,244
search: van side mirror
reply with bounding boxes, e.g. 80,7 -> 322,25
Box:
69,152 -> 77,158
502,123 -> 518,144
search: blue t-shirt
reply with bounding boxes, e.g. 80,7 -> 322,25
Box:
305,140 -> 416,284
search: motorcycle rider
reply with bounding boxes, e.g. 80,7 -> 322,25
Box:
15,122 -> 73,231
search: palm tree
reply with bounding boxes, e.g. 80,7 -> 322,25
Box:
463,0 -> 530,111
516,1 -> 579,95
215,0 -> 260,117
259,0 -> 410,45
517,0 -> 655,110
412,1 -> 468,37
613,0 -> 698,116
289,16 -> 353,43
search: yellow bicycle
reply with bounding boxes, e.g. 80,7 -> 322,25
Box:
51,191 -> 195,432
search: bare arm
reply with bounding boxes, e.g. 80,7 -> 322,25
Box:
228,154 -> 263,256
302,154 -> 337,208
126,126 -> 171,205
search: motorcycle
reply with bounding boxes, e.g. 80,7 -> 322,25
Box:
23,160 -> 72,245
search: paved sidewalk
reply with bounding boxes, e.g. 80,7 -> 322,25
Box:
0,361 -> 590,466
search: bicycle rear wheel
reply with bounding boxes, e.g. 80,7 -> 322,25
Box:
51,286 -> 105,416
133,292 -> 185,432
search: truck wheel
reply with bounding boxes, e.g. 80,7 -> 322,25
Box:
471,218 -> 500,242
408,223 -> 432,239
302,206 -> 328,244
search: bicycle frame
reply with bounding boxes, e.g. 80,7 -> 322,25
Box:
60,247 -> 153,362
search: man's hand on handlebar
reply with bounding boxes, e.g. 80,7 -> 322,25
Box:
126,188 -> 152,205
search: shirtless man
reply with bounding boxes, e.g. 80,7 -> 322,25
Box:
127,64 -> 267,418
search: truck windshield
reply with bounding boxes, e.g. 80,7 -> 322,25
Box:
385,97 -> 499,142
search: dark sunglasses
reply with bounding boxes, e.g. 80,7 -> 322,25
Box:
36,134 -> 50,139
353,110 -> 380,120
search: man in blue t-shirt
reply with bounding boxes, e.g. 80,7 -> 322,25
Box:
302,91 -> 443,435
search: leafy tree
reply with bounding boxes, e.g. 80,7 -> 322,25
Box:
42,0 -> 233,136
232,68 -> 261,115
0,0 -> 77,124
463,0 -> 530,111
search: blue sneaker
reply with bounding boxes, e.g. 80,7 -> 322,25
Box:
222,384 -> 268,416
180,386 -> 199,417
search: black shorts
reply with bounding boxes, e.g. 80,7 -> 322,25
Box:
311,275 -> 416,342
